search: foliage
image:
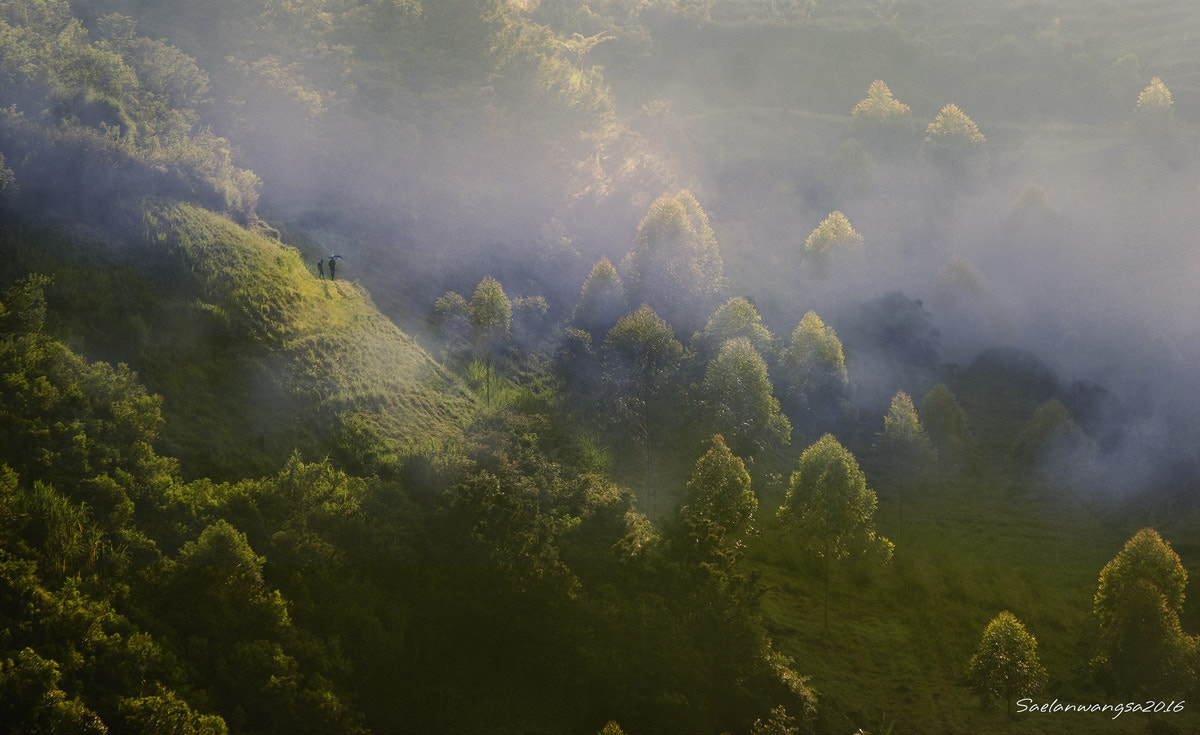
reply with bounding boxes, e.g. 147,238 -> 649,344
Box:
602,305 -> 683,473
1137,77 -> 1173,114
779,435 -> 890,563
468,276 -> 512,406
1092,528 -> 1195,697
933,256 -> 990,310
432,290 -> 470,348
677,435 -> 757,566
750,704 -> 804,735
876,391 -> 936,488
0,1 -> 260,219
1011,399 -> 1096,471
779,311 -> 849,433
803,211 -> 862,263
924,103 -> 986,149
572,258 -> 626,339
702,338 -> 791,456
778,434 -> 892,629
966,611 -> 1047,712
697,296 -> 774,359
919,384 -> 972,465
850,80 -> 913,152
626,190 -> 726,330
851,80 -> 912,126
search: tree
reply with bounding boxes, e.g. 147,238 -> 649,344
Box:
697,297 -> 773,360
924,103 -> 985,149
602,305 -> 683,484
966,611 -> 1047,716
875,391 -> 935,543
851,80 -> 912,125
920,383 -> 972,469
626,190 -> 726,330
924,103 -> 986,171
779,311 -> 849,432
119,688 -> 229,735
1093,529 -> 1194,697
749,705 -> 803,735
0,648 -> 107,735
677,434 -> 757,566
876,391 -> 936,492
1137,77 -> 1173,115
432,290 -> 470,349
468,276 -> 512,406
1012,399 -> 1098,487
777,435 -> 892,630
702,338 -> 790,456
572,258 -> 626,339
850,80 -> 913,152
803,211 -> 862,275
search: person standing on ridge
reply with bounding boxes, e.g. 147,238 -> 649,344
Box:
317,258 -> 325,279
328,257 -> 336,281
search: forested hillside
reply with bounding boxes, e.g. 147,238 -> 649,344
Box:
2,0 -> 1199,733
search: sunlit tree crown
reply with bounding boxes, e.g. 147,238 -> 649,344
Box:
804,211 -> 862,256
925,103 -> 985,147
967,611 -> 1047,708
851,80 -> 912,124
1137,77 -> 1173,113
700,297 -> 773,355
627,190 -> 726,329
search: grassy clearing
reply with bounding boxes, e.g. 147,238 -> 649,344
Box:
1,201 -> 475,479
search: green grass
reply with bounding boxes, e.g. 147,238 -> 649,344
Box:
2,200 -> 475,479
748,463 -> 1199,734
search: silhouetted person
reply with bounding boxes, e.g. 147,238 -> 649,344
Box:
328,258 -> 336,280
317,259 -> 325,279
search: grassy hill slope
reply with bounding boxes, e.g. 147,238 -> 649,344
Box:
1,200 -> 474,479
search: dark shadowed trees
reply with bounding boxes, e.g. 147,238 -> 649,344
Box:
602,305 -> 683,484
572,258 -> 626,340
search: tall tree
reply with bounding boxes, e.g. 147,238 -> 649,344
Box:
850,79 -> 914,152
920,383 -> 972,470
572,258 -> 626,339
677,434 -> 757,566
626,190 -> 726,331
702,338 -> 790,456
777,434 -> 892,630
966,611 -> 1047,717
468,276 -> 512,406
1093,528 -> 1194,698
779,311 -> 849,433
874,391 -> 935,542
602,305 -> 683,485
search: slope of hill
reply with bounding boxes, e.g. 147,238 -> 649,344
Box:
1,200 -> 474,479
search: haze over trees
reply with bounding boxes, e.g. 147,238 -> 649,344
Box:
3,0 -> 1200,732
626,190 -> 726,330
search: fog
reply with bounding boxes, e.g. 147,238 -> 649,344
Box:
4,0 -> 1199,499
